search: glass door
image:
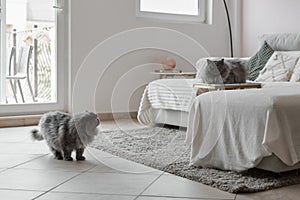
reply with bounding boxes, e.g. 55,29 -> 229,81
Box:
0,0 -> 68,116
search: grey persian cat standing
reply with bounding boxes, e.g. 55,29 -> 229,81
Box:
31,111 -> 100,161
200,59 -> 247,84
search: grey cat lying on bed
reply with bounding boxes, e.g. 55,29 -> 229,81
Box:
31,111 -> 100,161
199,59 -> 247,84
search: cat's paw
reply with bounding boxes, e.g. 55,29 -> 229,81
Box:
76,156 -> 86,161
64,156 -> 73,161
55,155 -> 63,160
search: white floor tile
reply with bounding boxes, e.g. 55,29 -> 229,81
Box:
89,157 -> 163,175
85,147 -> 116,160
15,154 -> 100,172
36,192 -> 136,200
0,168 -> 78,191
0,126 -> 36,143
0,154 -> 43,168
0,132 -> 32,143
142,174 -> 235,199
0,126 -> 35,133
0,189 -> 42,200
0,142 -> 49,155
54,172 -> 159,195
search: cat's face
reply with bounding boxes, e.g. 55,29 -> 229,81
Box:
74,112 -> 100,136
85,112 -> 99,128
207,59 -> 222,76
85,112 -> 100,131
207,59 -> 230,78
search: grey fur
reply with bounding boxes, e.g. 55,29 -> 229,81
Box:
31,129 -> 43,141
200,59 -> 247,84
31,111 -> 100,161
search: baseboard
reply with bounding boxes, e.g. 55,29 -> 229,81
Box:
0,115 -> 42,128
98,112 -> 137,121
0,112 -> 138,128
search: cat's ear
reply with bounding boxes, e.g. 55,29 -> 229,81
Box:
220,59 -> 225,63
207,59 -> 213,64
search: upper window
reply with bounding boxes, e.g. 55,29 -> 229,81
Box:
136,0 -> 208,23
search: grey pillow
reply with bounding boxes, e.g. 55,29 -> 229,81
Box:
247,41 -> 274,81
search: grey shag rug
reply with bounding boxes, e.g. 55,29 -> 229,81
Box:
90,127 -> 300,193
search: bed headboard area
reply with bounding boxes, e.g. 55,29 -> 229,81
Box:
194,33 -> 300,78
258,33 -> 300,51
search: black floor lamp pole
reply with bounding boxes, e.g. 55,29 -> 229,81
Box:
223,0 -> 233,58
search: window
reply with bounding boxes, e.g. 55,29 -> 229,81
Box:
136,0 -> 208,23
0,0 -> 69,115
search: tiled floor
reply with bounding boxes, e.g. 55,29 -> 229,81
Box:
0,120 -> 300,200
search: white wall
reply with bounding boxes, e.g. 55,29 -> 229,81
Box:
70,0 -> 236,114
242,0 -> 300,56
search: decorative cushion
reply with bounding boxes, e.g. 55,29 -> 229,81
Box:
290,60 -> 300,82
247,41 -> 274,81
255,51 -> 300,82
259,33 -> 300,51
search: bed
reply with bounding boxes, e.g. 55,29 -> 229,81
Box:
186,82 -> 300,172
138,80 -> 300,172
138,33 -> 300,172
138,78 -> 201,127
138,57 -> 250,127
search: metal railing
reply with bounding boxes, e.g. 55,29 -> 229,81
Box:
6,25 -> 53,103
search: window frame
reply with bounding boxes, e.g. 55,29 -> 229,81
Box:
136,0 -> 208,23
0,0 -> 7,105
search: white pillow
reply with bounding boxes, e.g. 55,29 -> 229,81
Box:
259,33 -> 300,51
290,60 -> 300,82
255,51 -> 300,82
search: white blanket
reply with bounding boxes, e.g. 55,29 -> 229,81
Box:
186,82 -> 300,171
138,79 -> 202,126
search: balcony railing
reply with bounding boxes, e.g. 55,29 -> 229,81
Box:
6,26 -> 54,104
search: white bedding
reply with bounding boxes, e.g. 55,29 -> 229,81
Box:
138,79 -> 202,126
186,82 -> 300,171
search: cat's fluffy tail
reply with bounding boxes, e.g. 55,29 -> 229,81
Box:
31,129 -> 44,141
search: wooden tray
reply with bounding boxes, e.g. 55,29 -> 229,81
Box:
193,82 -> 262,90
